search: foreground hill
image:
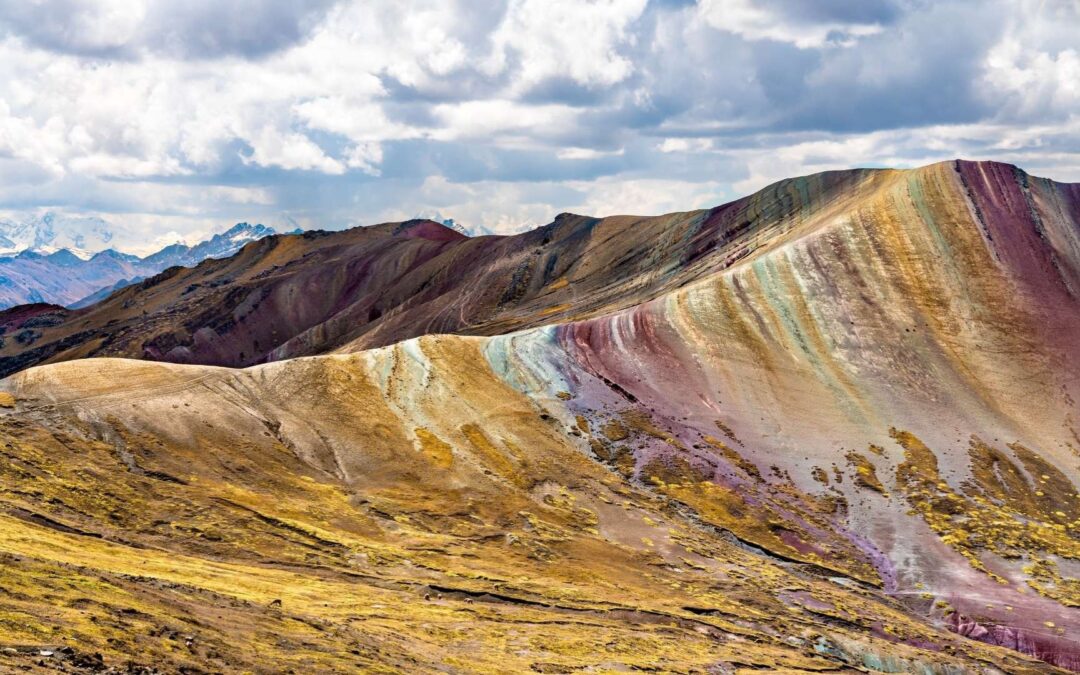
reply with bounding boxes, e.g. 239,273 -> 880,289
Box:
0,160 -> 1078,672
0,346 -> 1068,673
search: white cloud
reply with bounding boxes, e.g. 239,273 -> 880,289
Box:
1,0 -> 148,54
0,0 -> 1078,250
697,0 -> 885,49
206,186 -> 275,206
242,127 -> 345,174
657,138 -> 713,153
0,0 -> 335,58
566,176 -> 727,217
293,96 -> 417,143
556,147 -> 625,160
68,153 -> 188,178
983,39 -> 1080,119
485,0 -> 648,90
344,142 -> 384,176
431,100 -> 579,143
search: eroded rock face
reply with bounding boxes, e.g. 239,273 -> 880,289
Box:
0,160 -> 1079,671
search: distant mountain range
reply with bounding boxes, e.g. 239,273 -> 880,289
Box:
0,212 -> 116,259
411,211 -> 494,236
0,221 -> 280,309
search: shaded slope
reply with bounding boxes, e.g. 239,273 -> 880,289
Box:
0,167 -> 885,377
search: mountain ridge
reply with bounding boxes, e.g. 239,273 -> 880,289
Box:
0,163 -> 896,376
3,159 -> 1071,379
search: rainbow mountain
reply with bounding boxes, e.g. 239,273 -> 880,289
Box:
0,160 -> 1078,672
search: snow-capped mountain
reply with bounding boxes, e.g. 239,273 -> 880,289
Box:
143,222 -> 276,268
198,222 -> 276,258
0,222 -> 280,310
0,212 -> 115,259
441,218 -> 469,236
410,211 -> 493,236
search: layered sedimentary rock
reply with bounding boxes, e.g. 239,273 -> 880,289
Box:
483,160 -> 1080,668
0,166 -> 883,377
1,160 -> 1078,671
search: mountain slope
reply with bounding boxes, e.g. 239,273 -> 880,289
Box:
509,159 -> 1080,667
0,167 -> 886,376
0,223 -> 277,310
0,348 -> 1065,674
1,160 -> 1079,671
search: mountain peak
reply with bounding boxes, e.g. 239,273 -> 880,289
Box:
221,222 -> 275,238
0,211 -> 114,257
196,223 -> 277,256
43,249 -> 83,266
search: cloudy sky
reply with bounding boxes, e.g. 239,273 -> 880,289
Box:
0,0 -> 1078,253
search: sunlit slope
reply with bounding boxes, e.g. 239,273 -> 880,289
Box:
0,347 -> 1064,674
